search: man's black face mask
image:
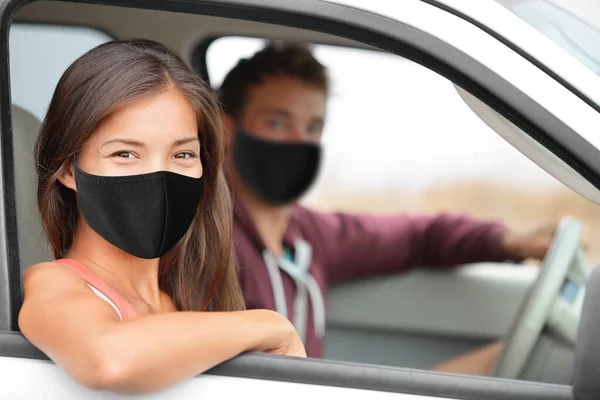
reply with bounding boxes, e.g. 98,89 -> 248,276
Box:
233,128 -> 322,205
74,161 -> 204,259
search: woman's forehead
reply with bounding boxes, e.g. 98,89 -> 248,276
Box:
89,89 -> 199,146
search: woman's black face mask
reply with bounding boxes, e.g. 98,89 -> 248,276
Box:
74,161 -> 204,259
233,128 -> 322,205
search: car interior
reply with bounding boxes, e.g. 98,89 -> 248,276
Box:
1,0 -> 594,394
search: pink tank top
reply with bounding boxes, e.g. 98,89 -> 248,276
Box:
56,258 -> 141,321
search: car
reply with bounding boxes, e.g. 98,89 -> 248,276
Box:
1,0 -> 600,398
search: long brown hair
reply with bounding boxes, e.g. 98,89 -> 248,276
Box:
34,39 -> 245,312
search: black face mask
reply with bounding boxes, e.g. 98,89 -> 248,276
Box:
74,162 -> 204,259
233,128 -> 321,205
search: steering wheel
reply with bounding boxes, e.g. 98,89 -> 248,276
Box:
492,216 -> 589,379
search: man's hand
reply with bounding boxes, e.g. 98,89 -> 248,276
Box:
501,221 -> 588,261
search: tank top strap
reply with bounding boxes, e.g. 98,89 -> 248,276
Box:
55,258 -> 141,321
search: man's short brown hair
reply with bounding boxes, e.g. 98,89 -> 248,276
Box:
217,41 -> 329,118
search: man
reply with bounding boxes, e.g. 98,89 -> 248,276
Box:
218,42 -> 561,374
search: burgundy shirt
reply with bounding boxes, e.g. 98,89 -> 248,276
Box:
233,198 -> 510,358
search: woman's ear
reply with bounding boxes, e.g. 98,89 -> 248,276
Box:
57,163 -> 77,192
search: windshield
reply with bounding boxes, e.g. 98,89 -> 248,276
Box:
495,0 -> 600,76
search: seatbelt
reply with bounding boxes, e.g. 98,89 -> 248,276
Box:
262,239 -> 326,343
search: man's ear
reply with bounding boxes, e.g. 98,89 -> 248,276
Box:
57,163 -> 77,192
221,112 -> 235,150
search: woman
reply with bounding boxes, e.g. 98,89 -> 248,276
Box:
18,39 -> 305,394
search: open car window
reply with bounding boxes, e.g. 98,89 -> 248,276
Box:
205,36 -> 600,380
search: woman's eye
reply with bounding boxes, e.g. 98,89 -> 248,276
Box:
112,151 -> 135,159
174,152 -> 196,160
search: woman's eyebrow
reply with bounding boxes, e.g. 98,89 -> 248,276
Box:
172,137 -> 200,146
101,138 -> 145,148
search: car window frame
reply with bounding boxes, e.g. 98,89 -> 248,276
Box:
421,0 -> 600,115
0,0 -> 594,397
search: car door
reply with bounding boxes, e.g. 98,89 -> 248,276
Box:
0,0 -> 598,398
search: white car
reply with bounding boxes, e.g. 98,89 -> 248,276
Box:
1,0 -> 600,399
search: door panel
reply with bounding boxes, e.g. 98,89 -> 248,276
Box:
325,263 -> 537,368
0,358 -> 422,400
0,332 -> 572,400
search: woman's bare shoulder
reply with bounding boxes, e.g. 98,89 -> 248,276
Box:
20,261 -> 120,334
24,261 -> 63,274
22,261 -> 88,294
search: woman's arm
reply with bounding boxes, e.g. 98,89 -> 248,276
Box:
19,263 -> 304,394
